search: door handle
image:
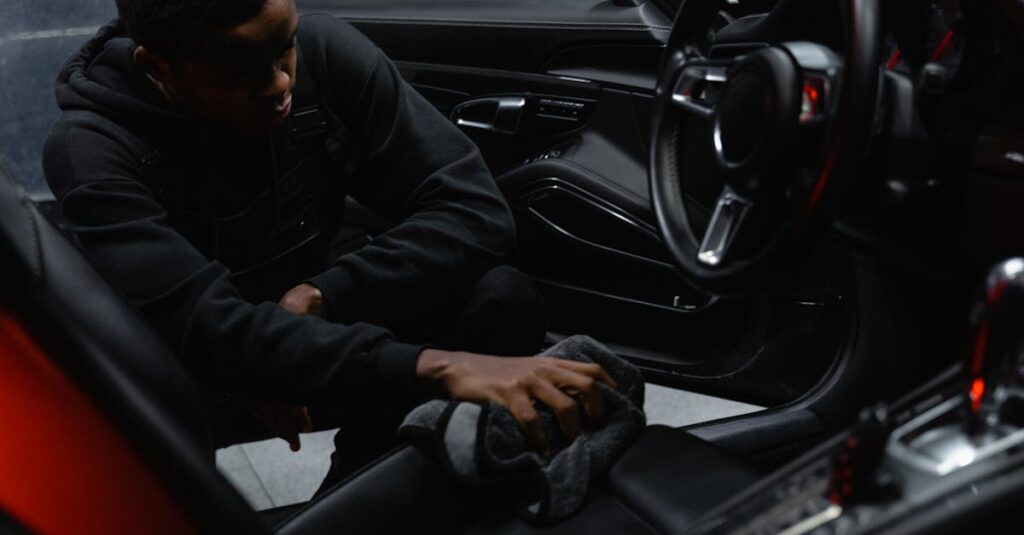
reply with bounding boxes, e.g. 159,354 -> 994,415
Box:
451,97 -> 526,135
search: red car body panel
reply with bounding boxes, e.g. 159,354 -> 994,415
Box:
0,311 -> 196,534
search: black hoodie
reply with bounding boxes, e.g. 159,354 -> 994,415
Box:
43,14 -> 516,402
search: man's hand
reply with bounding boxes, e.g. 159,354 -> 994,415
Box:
245,400 -> 313,452
417,350 -> 616,450
279,283 -> 326,319
254,282 -> 323,451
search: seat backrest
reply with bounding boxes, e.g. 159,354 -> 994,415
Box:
0,160 -> 268,533
0,170 -> 210,444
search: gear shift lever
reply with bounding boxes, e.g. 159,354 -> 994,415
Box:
888,258 -> 1024,476
963,258 -> 1024,434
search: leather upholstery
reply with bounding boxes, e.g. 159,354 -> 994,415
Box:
467,490 -> 659,534
0,184 -> 211,448
0,169 -> 267,533
277,446 -> 476,534
278,425 -> 758,534
607,425 -> 760,534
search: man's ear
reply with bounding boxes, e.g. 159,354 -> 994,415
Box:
133,46 -> 173,83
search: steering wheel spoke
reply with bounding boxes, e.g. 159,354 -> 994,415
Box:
671,61 -> 731,120
697,186 -> 752,267
781,42 -> 844,126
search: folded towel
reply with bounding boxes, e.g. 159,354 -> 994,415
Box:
398,335 -> 646,523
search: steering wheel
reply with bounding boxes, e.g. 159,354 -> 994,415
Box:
650,0 -> 882,295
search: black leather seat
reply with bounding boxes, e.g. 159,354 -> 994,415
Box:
1,162 -> 757,534
277,425 -> 759,534
0,161 -> 267,532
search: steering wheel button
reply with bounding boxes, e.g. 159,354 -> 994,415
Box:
800,77 -> 827,123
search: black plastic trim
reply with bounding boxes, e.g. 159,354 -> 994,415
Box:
299,0 -> 670,72
516,180 -> 667,266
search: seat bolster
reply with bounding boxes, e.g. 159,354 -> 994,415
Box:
607,425 -> 761,534
275,445 -> 472,535
278,426 -> 759,534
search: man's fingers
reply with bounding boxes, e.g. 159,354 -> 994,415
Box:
273,405 -> 301,452
299,406 -> 313,434
529,380 -> 582,442
546,367 -> 607,427
283,406 -> 310,451
267,404 -> 302,452
245,401 -> 309,452
578,388 -> 606,430
508,395 -> 546,451
548,358 -> 617,389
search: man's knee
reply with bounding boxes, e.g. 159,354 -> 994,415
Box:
473,265 -> 544,311
453,265 -> 547,355
471,266 -> 546,326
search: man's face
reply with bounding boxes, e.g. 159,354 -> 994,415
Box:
160,0 -> 299,133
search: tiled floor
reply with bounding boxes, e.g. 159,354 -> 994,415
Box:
216,383 -> 762,510
216,429 -> 336,510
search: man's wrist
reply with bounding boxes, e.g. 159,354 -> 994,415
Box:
416,348 -> 449,380
304,266 -> 357,321
416,348 -> 462,393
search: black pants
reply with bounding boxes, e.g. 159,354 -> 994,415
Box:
311,264 -> 547,495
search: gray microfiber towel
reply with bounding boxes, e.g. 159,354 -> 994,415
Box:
398,335 -> 646,523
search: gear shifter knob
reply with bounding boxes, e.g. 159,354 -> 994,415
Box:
964,258 -> 1024,434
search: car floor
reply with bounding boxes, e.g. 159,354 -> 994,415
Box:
215,384 -> 763,510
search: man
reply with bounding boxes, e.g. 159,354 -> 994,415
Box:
44,0 -> 614,490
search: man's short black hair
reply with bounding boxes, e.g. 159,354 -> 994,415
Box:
115,0 -> 268,60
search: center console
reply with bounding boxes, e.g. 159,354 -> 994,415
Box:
688,258 -> 1024,534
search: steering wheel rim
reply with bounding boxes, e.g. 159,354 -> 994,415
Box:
650,0 -> 883,295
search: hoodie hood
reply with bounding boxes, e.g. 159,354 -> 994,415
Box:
55,19 -> 188,131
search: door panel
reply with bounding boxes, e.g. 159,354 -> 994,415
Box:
394,62 -> 601,172
297,0 -> 672,71
301,1 -> 847,405
300,0 -> 721,368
